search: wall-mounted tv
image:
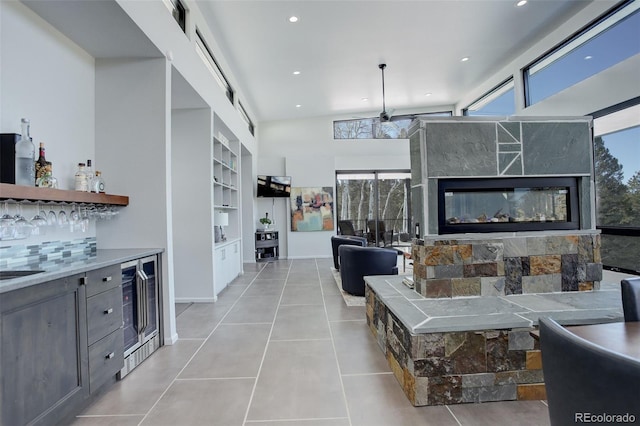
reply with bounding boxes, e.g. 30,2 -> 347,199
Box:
257,175 -> 292,198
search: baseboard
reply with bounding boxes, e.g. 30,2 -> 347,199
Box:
286,255 -> 332,259
174,297 -> 217,303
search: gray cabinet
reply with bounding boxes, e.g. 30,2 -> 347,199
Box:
85,265 -> 124,393
0,265 -> 125,426
1,273 -> 89,426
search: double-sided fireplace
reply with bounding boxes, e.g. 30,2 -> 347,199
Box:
438,177 -> 580,234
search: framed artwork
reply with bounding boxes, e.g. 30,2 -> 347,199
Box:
290,187 -> 335,232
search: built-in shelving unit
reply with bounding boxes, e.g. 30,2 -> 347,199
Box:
213,136 -> 239,210
0,183 -> 129,206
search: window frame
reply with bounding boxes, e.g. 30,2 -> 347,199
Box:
195,28 -> 235,104
523,0 -> 639,107
333,111 -> 453,140
462,77 -> 515,116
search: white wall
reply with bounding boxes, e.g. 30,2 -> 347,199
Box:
258,114 -> 410,258
0,1 -> 95,189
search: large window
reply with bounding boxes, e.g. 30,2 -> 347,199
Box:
463,78 -> 515,116
593,98 -> 640,273
336,171 -> 412,246
163,0 -> 186,33
524,2 -> 640,107
195,29 -> 234,104
334,112 -> 452,140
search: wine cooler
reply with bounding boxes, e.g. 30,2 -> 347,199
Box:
118,255 -> 161,379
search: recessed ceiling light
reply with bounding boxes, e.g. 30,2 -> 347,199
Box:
293,70 -> 301,75
288,16 -> 299,23
516,0 -> 527,6
296,104 -> 302,108
584,55 -> 593,60
424,92 -> 432,97
461,57 -> 470,62
361,97 -> 369,101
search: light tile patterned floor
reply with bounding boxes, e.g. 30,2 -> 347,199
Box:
73,258 -> 557,426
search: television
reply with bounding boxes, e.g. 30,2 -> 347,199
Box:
257,175 -> 291,198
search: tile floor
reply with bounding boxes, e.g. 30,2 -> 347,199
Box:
73,258 -> 554,426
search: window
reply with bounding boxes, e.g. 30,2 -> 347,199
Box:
463,78 -> 515,116
237,101 -> 255,136
163,0 -> 187,33
336,171 -> 412,246
195,29 -> 234,104
334,111 -> 452,140
593,98 -> 640,273
524,2 -> 640,107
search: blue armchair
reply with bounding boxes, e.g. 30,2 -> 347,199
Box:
331,235 -> 367,270
339,245 -> 398,296
621,277 -> 640,322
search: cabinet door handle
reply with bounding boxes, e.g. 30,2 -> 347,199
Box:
103,276 -> 112,282
105,352 -> 115,359
104,308 -> 113,315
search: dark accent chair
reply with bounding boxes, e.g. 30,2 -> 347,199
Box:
539,317 -> 640,426
338,245 -> 398,296
366,219 -> 394,247
338,220 -> 363,237
621,277 -> 640,322
330,235 -> 367,270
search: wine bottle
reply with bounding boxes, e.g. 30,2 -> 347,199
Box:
35,142 -> 48,185
14,118 -> 35,186
91,171 -> 105,193
86,159 -> 94,188
75,162 -> 88,191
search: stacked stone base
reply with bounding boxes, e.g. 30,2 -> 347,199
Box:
412,232 -> 602,298
366,287 -> 546,406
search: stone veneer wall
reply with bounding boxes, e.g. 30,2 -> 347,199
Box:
366,287 -> 546,406
412,232 -> 602,298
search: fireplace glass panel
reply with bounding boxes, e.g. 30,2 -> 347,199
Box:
445,187 -> 569,225
438,177 -> 579,234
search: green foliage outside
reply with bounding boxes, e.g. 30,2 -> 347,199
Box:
594,136 -> 640,227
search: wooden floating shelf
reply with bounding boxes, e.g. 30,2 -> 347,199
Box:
0,183 -> 129,206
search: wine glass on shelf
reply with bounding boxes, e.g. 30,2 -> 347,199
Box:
46,202 -> 57,227
69,203 -> 80,231
57,205 -> 68,228
13,203 -> 34,239
0,201 -> 16,240
30,202 -> 48,234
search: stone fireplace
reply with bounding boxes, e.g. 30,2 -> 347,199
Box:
363,117 -> 616,407
408,116 -> 601,295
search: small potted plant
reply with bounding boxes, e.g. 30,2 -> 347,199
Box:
260,212 -> 272,230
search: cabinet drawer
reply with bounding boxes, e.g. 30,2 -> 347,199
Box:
87,286 -> 123,345
88,328 -> 124,393
86,265 -> 122,297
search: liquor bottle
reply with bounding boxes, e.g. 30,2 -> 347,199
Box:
86,159 -> 94,188
74,162 -> 88,191
91,171 -> 105,193
14,118 -> 35,186
35,142 -> 48,185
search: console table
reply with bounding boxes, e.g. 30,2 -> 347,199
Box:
255,231 -> 279,262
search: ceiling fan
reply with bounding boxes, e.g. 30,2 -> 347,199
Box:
378,63 -> 394,123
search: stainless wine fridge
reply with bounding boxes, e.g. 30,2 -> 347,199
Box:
118,255 -> 161,379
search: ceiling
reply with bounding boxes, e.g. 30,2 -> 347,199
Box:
196,0 -> 597,123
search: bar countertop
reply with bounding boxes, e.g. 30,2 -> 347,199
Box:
0,248 -> 164,294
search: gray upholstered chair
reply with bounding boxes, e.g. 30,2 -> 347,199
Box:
330,235 -> 367,270
621,277 -> 640,322
539,317 -> 640,426
338,245 -> 398,296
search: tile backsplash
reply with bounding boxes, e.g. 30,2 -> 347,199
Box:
0,237 -> 97,270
